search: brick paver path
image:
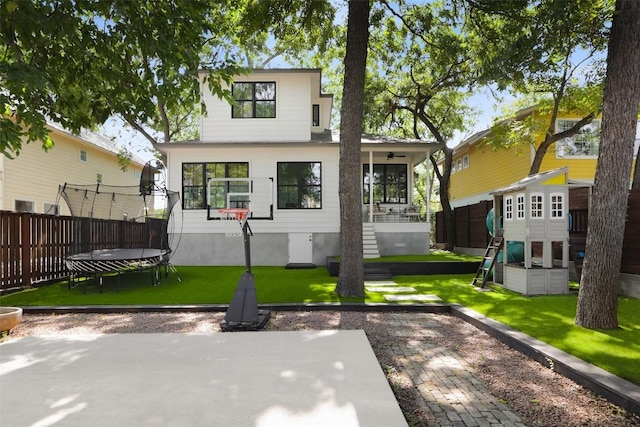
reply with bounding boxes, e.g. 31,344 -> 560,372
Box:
386,312 -> 527,427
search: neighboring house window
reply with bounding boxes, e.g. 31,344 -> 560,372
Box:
504,196 -> 514,221
312,104 -> 320,127
363,164 -> 408,204
550,192 -> 564,219
277,162 -> 322,209
530,193 -> 544,219
463,155 -> 469,169
516,193 -> 525,220
43,203 -> 59,215
231,82 -> 276,118
182,162 -> 249,210
96,173 -> 103,184
15,200 -> 35,212
457,159 -> 463,171
134,170 -> 142,180
555,119 -> 601,157
80,149 -> 88,162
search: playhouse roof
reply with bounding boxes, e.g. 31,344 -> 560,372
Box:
491,167 -> 568,195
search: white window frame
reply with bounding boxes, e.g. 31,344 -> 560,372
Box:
463,155 -> 469,169
516,193 -> 525,220
457,159 -> 463,171
15,199 -> 35,212
96,172 -> 103,184
555,119 -> 601,158
80,149 -> 88,162
530,192 -> 544,219
504,196 -> 514,221
43,203 -> 59,215
550,192 -> 565,219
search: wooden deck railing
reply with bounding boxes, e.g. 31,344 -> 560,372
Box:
0,211 -> 161,292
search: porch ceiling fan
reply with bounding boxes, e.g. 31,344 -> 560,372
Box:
387,152 -> 406,160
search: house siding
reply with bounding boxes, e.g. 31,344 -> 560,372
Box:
1,130 -> 143,215
201,72 -> 313,142
450,143 -> 531,205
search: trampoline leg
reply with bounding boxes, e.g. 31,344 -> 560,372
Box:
168,264 -> 182,282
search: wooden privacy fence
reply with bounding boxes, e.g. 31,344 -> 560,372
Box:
0,211 -> 159,292
436,189 -> 640,274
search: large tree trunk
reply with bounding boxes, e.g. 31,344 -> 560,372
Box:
633,143 -> 640,189
335,0 -> 369,297
431,147 -> 455,251
575,0 -> 640,329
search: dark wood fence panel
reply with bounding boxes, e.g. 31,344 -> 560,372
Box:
454,206 -> 470,248
468,201 -> 492,248
622,189 -> 640,274
435,211 -> 445,243
1,210 -> 160,292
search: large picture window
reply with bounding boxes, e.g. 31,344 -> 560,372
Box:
277,162 -> 322,209
182,162 -> 249,210
363,164 -> 408,204
232,82 -> 276,118
555,119 -> 600,157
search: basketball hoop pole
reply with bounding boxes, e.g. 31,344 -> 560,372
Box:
220,216 -> 271,332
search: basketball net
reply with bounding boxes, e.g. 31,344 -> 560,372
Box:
217,208 -> 250,238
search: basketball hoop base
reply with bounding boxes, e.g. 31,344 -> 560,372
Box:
220,272 -> 271,332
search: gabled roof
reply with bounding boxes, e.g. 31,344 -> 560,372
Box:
452,105 -> 538,153
47,121 -> 146,166
491,167 -> 568,195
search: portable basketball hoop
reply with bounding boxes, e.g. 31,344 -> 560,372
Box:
217,208 -> 250,238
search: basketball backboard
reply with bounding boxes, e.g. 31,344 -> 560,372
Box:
206,177 -> 273,220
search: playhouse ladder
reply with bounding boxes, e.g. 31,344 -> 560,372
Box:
471,236 -> 504,288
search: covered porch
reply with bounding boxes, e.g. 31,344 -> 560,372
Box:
360,137 -> 442,225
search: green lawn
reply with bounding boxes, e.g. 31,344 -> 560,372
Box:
1,266 -> 638,386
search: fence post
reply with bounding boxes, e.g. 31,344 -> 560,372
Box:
20,212 -> 32,287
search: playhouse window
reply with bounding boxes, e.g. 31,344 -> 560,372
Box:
181,162 -> 249,210
555,119 -> 600,157
504,196 -> 514,221
277,162 -> 322,209
516,193 -> 525,219
550,192 -> 564,218
231,82 -> 276,118
363,164 -> 408,204
530,193 -> 544,219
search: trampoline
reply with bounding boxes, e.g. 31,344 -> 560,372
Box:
58,160 -> 181,291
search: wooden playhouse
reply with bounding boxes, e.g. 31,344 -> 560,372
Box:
491,167 -> 570,295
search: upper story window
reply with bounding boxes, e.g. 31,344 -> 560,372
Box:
182,162 -> 249,210
231,82 -> 276,118
363,164 -> 407,204
277,162 -> 322,209
80,149 -> 88,162
530,192 -> 544,219
555,119 -> 600,157
504,196 -> 514,221
312,104 -> 320,127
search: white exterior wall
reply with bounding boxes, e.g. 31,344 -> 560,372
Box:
1,131 -> 143,215
164,145 -> 341,235
201,72 -> 314,142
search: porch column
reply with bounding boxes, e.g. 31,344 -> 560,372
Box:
368,150 -> 374,222
425,153 -> 430,224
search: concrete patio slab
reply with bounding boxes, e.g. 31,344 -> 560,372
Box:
384,294 -> 442,302
366,286 -> 416,293
363,281 -> 397,287
0,330 -> 407,427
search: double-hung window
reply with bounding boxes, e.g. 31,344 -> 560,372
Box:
277,162 -> 322,209
550,192 -> 564,219
516,193 -> 525,220
182,162 -> 249,210
363,164 -> 408,204
504,196 -> 514,221
232,82 -> 276,118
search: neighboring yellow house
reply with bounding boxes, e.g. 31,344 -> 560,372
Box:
448,107 -> 640,208
0,122 -> 146,215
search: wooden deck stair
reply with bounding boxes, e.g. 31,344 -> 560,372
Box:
471,236 -> 504,288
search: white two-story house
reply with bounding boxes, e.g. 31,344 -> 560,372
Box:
155,68 -> 442,266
